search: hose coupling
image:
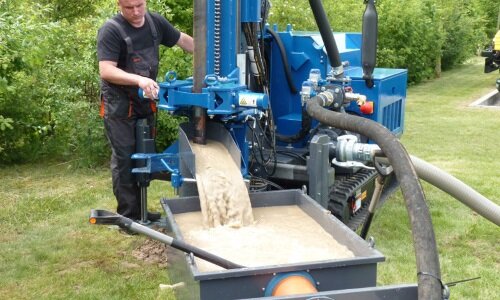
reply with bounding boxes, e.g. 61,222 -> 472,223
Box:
336,135 -> 380,163
331,65 -> 344,77
316,90 -> 335,107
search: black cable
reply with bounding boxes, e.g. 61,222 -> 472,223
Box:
256,117 -> 277,175
276,150 -> 307,162
246,117 -> 277,177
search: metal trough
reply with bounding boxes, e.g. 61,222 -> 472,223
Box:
469,90 -> 500,108
161,189 -> 417,300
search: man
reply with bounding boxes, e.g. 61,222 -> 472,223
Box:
97,0 -> 193,221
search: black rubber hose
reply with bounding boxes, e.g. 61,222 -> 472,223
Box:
308,0 -> 342,69
306,95 -> 442,300
275,107 -> 312,143
266,28 -> 298,94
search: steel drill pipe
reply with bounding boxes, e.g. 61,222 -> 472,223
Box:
306,94 -> 442,300
193,0 -> 207,144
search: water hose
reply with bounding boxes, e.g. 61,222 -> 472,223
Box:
306,93 -> 442,300
377,156 -> 500,226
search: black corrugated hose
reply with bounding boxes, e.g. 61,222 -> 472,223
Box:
306,95 -> 442,300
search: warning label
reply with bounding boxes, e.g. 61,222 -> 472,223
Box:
239,95 -> 258,107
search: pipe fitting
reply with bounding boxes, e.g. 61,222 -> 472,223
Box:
336,135 -> 380,163
317,90 -> 335,107
345,92 -> 367,104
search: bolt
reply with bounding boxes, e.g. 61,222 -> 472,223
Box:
335,88 -> 340,94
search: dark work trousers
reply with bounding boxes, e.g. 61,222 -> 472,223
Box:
103,115 -> 154,219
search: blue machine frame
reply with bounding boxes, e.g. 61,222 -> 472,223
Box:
134,0 -> 408,192
268,28 -> 407,144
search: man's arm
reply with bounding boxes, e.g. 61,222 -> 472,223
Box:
176,32 -> 194,54
99,61 -> 159,98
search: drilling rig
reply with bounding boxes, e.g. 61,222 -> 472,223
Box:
91,0 -> 500,299
134,0 -> 406,231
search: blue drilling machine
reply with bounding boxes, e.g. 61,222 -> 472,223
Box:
91,0 -> 500,299
133,0 -> 407,231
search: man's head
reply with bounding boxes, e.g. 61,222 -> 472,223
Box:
118,0 -> 147,28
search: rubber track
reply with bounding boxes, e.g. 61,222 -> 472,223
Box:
329,168 -> 378,231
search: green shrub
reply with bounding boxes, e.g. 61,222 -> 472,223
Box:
268,0 -> 363,32
155,113 -> 188,152
0,0 -> 495,166
440,0 -> 488,70
376,0 -> 443,83
0,2 -> 104,165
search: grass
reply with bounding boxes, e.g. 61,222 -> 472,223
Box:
0,164 -> 177,299
370,57 -> 500,299
0,57 -> 498,299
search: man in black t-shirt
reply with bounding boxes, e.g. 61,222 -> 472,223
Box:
97,0 -> 193,221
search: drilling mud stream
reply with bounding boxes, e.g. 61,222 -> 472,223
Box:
191,139 -> 254,228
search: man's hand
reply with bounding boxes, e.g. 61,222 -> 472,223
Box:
99,61 -> 158,98
137,77 -> 159,99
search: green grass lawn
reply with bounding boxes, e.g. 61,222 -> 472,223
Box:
0,58 -> 498,299
370,57 -> 500,299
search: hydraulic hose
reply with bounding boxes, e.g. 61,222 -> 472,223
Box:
306,93 -> 442,300
266,28 -> 298,94
377,156 -> 500,226
308,0 -> 342,70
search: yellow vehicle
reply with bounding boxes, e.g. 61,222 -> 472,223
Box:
481,30 -> 500,91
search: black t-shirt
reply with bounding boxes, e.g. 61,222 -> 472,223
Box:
97,12 -> 181,69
